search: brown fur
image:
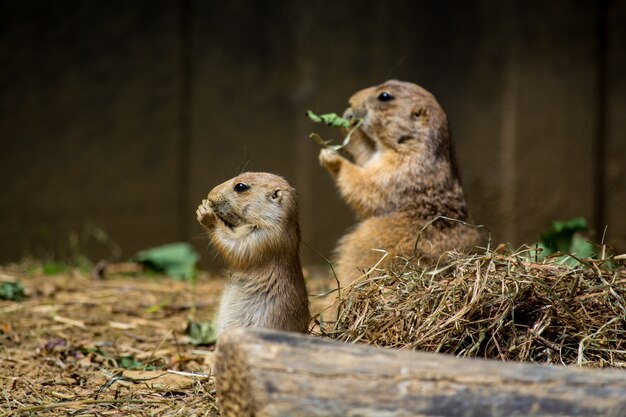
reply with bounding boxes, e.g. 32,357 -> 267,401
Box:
196,172 -> 310,335
319,80 -> 481,287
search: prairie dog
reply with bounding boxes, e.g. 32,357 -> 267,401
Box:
320,80 -> 480,286
196,172 -> 310,335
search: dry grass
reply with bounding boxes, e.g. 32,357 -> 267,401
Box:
0,263 -> 223,416
0,261 -> 335,416
320,245 -> 626,368
3,244 -> 625,415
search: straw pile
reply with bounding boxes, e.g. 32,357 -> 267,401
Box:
322,246 -> 626,368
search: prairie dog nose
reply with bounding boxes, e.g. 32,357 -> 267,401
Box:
207,192 -> 223,209
207,183 -> 224,204
343,107 -> 366,121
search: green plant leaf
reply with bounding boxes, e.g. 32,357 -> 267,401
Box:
535,217 -> 595,265
42,262 -> 68,275
306,110 -> 363,151
144,301 -> 169,314
117,355 -> 144,370
305,110 -> 351,128
131,242 -> 199,281
0,281 -> 25,301
185,319 -> 217,346
539,217 -> 587,253
569,235 -> 596,259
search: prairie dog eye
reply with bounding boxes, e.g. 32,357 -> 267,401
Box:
377,91 -> 394,102
234,183 -> 249,192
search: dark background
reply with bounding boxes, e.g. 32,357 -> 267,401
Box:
1,0 -> 624,267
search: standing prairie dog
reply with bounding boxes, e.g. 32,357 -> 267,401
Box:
320,80 -> 481,287
196,172 -> 310,335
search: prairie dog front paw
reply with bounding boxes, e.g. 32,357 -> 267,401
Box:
319,148 -> 344,176
196,199 -> 216,229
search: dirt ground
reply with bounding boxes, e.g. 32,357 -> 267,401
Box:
0,262 -> 335,416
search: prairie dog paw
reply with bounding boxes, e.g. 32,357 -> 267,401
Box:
196,199 -> 215,228
319,148 -> 343,175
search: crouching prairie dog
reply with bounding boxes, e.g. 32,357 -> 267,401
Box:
196,172 -> 310,335
320,80 -> 481,287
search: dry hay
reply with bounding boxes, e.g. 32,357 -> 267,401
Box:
321,246 -> 626,368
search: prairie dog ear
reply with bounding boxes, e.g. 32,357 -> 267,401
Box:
412,106 -> 429,124
271,189 -> 283,202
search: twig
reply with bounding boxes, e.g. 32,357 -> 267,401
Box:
53,315 -> 86,328
167,369 -> 212,378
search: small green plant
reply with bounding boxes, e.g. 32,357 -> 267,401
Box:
0,281 -> 25,301
535,217 -> 596,265
305,110 -> 351,128
116,355 -> 144,370
131,242 -> 199,281
42,262 -> 68,275
184,319 -> 217,346
306,110 -> 363,151
115,355 -> 158,370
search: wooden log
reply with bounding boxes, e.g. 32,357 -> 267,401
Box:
215,328 -> 626,417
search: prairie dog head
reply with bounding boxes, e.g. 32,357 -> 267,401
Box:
204,172 -> 300,269
343,80 -> 458,177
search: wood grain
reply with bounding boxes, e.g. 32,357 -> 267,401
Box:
216,328 -> 626,417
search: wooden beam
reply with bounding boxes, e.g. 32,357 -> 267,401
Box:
215,328 -> 626,417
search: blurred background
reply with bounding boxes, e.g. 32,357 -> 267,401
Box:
0,0 -> 624,268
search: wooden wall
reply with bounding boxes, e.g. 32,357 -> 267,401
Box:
0,0 -> 624,267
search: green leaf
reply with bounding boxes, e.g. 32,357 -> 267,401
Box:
131,242 -> 199,281
307,113 -> 363,151
539,217 -> 588,254
305,110 -> 322,123
569,235 -> 595,259
144,301 -> 169,314
306,110 -> 351,129
535,217 -> 595,265
42,262 -> 67,275
185,319 -> 217,346
116,355 -> 144,370
0,281 -> 25,301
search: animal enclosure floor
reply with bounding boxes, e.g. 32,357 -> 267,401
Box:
0,267 -> 222,416
0,264 -> 336,416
